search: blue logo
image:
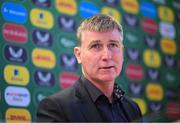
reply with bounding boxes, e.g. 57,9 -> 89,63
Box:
32,0 -> 51,8
58,15 -> 76,32
34,70 -> 55,87
79,2 -> 100,18
60,53 -> 78,71
33,29 -> 53,47
140,2 -> 157,19
1,2 -> 27,24
4,45 -> 27,63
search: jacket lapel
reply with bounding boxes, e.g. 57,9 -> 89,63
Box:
74,78 -> 103,122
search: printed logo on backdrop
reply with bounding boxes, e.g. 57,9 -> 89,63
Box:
32,29 -> 53,47
79,1 -> 100,18
146,83 -> 164,101
103,0 -> 119,7
32,0 -> 51,8
152,0 -> 165,5
124,12 -> 139,27
34,90 -> 53,105
160,38 -> 177,55
128,82 -> 143,96
55,0 -> 77,16
3,23 -> 28,43
165,72 -> 176,83
30,8 -> 54,29
59,72 -> 79,89
121,0 -> 139,14
165,87 -> 180,101
142,18 -> 158,34
176,12 -> 180,23
164,55 -> 176,68
159,22 -> 175,39
34,70 -> 55,87
32,48 -> 56,69
60,54 -> 78,71
132,98 -> 147,115
149,102 -> 162,112
4,65 -> 29,86
144,35 -> 158,48
59,34 -> 76,49
6,108 -> 31,123
125,32 -> 138,43
5,86 -> 30,107
158,6 -> 174,22
1,2 -> 27,24
147,68 -> 160,81
125,64 -> 144,81
143,49 -> 161,68
126,48 -> 140,62
4,45 -> 27,63
165,102 -> 180,120
101,6 -> 121,23
140,2 -> 157,19
58,15 -> 76,32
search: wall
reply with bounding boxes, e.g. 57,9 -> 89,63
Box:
0,0 -> 180,122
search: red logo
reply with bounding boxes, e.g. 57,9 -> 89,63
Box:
142,18 -> 157,34
125,64 -> 144,81
59,72 -> 79,89
166,102 -> 180,120
3,23 -> 27,43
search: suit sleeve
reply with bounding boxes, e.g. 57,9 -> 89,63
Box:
36,97 -> 68,122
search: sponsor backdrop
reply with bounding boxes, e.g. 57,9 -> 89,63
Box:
0,0 -> 180,122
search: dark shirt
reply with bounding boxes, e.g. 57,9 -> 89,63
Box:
82,76 -> 130,122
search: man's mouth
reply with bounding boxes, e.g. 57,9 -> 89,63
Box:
100,66 -> 115,69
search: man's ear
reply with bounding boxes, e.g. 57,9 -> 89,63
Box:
74,46 -> 82,64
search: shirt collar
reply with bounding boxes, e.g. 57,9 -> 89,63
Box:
81,76 -> 125,103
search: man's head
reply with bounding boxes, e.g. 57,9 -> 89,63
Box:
76,14 -> 123,46
74,14 -> 124,85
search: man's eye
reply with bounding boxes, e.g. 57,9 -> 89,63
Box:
90,44 -> 101,49
109,43 -> 118,48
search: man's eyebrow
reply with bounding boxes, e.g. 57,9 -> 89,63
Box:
88,40 -> 101,46
109,40 -> 122,44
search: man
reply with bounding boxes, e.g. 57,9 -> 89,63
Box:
36,14 -> 142,122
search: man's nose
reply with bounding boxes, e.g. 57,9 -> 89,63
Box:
101,47 -> 112,60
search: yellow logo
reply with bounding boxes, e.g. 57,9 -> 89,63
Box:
161,38 -> 176,55
4,65 -> 29,86
32,48 -> 56,69
101,6 -> 121,23
30,8 -> 54,29
146,83 -> 164,101
55,0 -> 77,15
6,108 -> 31,123
158,6 -> 174,22
121,0 -> 139,14
132,98 -> 147,115
143,49 -> 161,68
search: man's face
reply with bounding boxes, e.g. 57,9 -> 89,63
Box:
74,29 -> 124,84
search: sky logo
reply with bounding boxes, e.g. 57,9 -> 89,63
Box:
79,1 -> 100,18
140,2 -> 157,19
1,2 -> 27,24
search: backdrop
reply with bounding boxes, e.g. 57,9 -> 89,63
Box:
0,0 -> 180,122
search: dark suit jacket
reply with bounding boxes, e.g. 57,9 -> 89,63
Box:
36,77 -> 142,122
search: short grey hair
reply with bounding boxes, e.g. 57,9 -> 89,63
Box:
76,14 -> 123,46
